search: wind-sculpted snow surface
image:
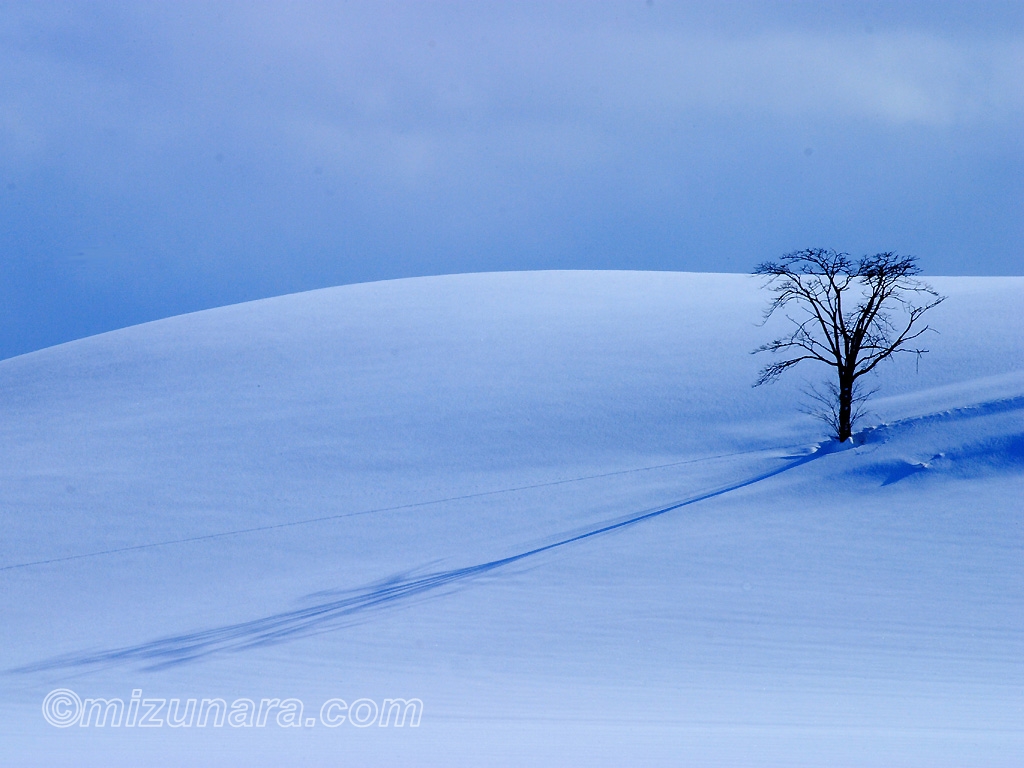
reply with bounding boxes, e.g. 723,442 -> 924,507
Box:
16,444 -> 839,671
0,272 -> 1022,767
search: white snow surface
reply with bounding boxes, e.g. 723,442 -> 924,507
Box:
1,270 -> 1022,766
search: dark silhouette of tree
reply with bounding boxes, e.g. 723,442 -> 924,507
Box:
753,248 -> 945,442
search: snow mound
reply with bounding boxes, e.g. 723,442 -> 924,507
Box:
1,271 -> 1022,767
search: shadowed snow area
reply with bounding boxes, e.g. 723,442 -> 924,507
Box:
1,271 -> 1022,767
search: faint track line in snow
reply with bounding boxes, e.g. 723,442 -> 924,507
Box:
0,446 -> 797,573
11,441 -> 841,673
23,390 -> 1014,576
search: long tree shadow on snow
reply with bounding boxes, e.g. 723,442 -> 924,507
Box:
12,440 -> 849,673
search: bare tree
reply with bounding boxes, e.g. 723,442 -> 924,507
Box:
753,248 -> 945,442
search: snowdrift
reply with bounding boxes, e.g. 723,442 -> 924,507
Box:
1,271 -> 1021,767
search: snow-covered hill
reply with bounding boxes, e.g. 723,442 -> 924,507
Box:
1,271 -> 1022,767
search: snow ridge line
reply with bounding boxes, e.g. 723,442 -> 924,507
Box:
861,394 -> 1024,443
11,443 -> 837,673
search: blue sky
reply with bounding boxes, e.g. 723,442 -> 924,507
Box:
1,1 -> 1022,359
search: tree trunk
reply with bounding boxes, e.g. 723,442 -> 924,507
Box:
837,372 -> 854,442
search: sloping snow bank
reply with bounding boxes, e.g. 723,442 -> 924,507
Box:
1,271 -> 1021,767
